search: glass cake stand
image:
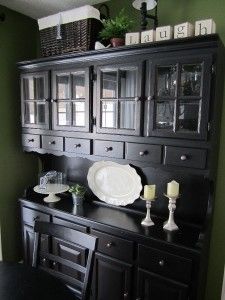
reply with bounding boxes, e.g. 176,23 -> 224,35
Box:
33,184 -> 69,203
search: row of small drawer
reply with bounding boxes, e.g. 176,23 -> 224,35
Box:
22,206 -> 192,284
22,133 -> 207,169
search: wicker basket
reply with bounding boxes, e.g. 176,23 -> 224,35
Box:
39,18 -> 102,57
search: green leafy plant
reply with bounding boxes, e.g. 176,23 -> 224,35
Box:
99,9 -> 134,40
69,184 -> 86,197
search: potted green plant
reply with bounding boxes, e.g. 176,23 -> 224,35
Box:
69,184 -> 87,205
99,9 -> 133,47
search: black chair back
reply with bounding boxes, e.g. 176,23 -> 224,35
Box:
32,221 -> 97,300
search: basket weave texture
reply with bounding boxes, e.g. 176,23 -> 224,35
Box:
40,18 -> 102,57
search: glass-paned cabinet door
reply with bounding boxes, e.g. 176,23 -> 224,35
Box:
21,72 -> 49,129
96,62 -> 143,135
147,55 -> 212,140
52,68 -> 90,132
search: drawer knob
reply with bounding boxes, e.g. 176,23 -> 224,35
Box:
139,151 -> 145,156
49,141 -> 56,145
52,261 -> 57,267
28,139 -> 34,142
180,155 -> 187,161
75,144 -> 81,148
135,96 -> 140,101
33,216 -> 40,222
124,292 -> 129,298
159,260 -> 165,267
42,258 -> 46,263
50,99 -> 58,103
106,242 -> 113,248
105,146 -> 113,152
147,95 -> 155,101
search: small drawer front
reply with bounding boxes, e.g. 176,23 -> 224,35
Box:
22,207 -> 50,227
138,245 -> 192,284
65,138 -> 91,155
42,135 -> 63,151
91,229 -> 134,263
22,134 -> 40,148
164,146 -> 207,169
94,140 -> 124,159
53,216 -> 87,233
126,143 -> 162,163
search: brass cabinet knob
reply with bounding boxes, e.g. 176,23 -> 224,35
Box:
105,146 -> 113,152
49,141 -> 55,145
180,155 -> 187,161
106,242 -> 113,248
159,259 -> 165,267
28,139 -> 34,142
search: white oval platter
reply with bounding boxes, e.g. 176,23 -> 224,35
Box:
87,161 -> 142,206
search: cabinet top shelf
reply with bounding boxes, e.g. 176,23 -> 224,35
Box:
18,34 -> 222,69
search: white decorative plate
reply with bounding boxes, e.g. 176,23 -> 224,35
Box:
87,161 -> 142,206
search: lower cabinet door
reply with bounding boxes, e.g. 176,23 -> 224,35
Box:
137,269 -> 189,300
23,224 -> 49,265
91,253 -> 132,300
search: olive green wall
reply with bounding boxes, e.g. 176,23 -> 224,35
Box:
0,5 -> 38,261
98,1 -> 225,299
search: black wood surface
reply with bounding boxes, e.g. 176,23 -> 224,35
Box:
0,262 -> 75,300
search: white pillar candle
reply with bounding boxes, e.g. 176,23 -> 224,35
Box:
167,180 -> 179,198
144,185 -> 156,200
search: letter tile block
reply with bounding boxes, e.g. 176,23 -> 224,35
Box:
156,26 -> 173,41
174,22 -> 194,39
125,32 -> 140,45
141,30 -> 155,43
195,19 -> 216,36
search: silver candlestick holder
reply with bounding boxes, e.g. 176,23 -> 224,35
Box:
163,194 -> 180,231
140,195 -> 155,227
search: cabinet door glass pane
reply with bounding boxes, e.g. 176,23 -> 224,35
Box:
180,64 -> 202,96
72,73 -> 85,99
35,77 -> 44,99
57,75 -> 70,99
25,102 -> 35,124
157,66 -> 177,97
101,101 -> 117,128
101,71 -> 117,98
37,102 -> 46,124
58,102 -> 71,126
178,100 -> 199,132
120,101 -> 135,129
73,101 -> 85,127
23,78 -> 35,100
119,68 -> 137,98
155,101 -> 174,129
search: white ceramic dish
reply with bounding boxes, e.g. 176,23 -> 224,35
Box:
87,161 -> 142,206
34,184 -> 69,203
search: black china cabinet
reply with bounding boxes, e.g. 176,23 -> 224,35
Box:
18,34 -> 224,300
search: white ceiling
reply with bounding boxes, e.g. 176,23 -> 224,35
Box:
0,0 -> 110,19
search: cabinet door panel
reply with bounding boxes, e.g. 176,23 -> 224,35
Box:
23,225 -> 49,266
92,253 -> 132,300
21,72 -> 49,130
96,62 -> 143,136
147,54 -> 212,140
52,68 -> 90,132
137,269 -> 188,300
